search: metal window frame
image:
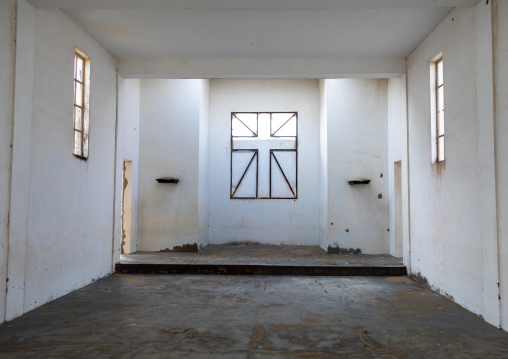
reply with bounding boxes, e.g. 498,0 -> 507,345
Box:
270,149 -> 298,199
270,113 -> 297,138
230,149 -> 259,199
230,112 -> 298,200
435,57 -> 445,163
73,51 -> 89,160
232,113 -> 258,137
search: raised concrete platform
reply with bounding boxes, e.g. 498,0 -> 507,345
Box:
116,244 -> 406,276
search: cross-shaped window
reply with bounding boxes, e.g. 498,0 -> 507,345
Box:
231,112 -> 298,199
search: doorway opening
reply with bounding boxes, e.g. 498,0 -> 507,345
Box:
121,160 -> 133,254
393,161 -> 403,257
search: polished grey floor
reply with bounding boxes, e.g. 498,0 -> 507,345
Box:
0,274 -> 507,358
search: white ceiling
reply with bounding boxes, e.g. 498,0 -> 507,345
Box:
26,0 -> 480,77
61,8 -> 452,60
26,0 -> 481,10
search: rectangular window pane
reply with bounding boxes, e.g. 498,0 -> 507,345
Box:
272,113 -> 297,137
437,86 -> 444,112
83,107 -> 89,134
438,110 -> 444,136
74,106 -> 82,131
74,130 -> 82,156
232,114 -> 257,137
437,60 -> 443,85
438,136 -> 445,162
83,132 -> 89,158
74,56 -> 77,79
75,56 -> 84,82
258,113 -> 271,139
75,82 -> 83,107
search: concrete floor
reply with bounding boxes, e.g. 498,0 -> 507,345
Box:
1,274 -> 507,358
121,244 -> 404,267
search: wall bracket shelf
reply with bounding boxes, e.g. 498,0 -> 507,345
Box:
156,177 -> 179,184
348,179 -> 371,185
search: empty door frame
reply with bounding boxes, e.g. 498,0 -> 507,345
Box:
121,160 -> 133,254
393,161 -> 403,257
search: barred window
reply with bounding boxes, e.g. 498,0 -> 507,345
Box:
231,112 -> 297,199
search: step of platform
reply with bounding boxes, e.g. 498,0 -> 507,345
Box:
116,245 -> 407,276
115,263 -> 407,276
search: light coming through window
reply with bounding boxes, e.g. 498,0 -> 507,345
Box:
73,50 -> 90,159
431,56 -> 445,163
231,112 -> 298,199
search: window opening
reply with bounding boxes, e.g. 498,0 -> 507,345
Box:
231,112 -> 297,199
121,161 -> 133,254
431,56 -> 444,163
73,50 -> 90,159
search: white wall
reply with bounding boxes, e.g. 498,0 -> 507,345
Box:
494,0 -> 508,329
5,6 -> 118,321
119,58 -> 406,80
318,79 -> 328,251
326,79 -> 389,254
406,4 -> 502,328
113,78 -> 140,260
208,79 -> 320,245
0,0 -> 16,323
137,79 -> 207,251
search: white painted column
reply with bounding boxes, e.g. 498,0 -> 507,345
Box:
5,0 -> 36,321
112,76 -> 124,264
475,0 -> 501,328
318,79 -> 328,251
400,74 -> 411,272
198,79 -> 210,248
387,78 -> 402,257
493,0 -> 508,330
0,0 -> 16,324
114,78 -> 141,261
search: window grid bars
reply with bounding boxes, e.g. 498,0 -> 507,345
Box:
73,52 -> 86,158
435,58 -> 445,163
230,112 -> 298,199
